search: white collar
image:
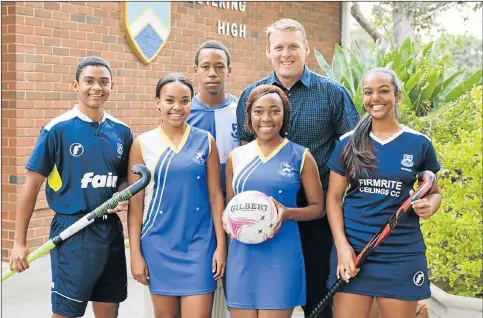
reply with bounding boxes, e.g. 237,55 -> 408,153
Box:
73,104 -> 106,123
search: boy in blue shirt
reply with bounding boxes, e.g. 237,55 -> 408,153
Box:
9,56 -> 133,318
187,40 -> 239,194
187,40 -> 238,318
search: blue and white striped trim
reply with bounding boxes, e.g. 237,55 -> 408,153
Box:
234,157 -> 262,194
141,150 -> 174,239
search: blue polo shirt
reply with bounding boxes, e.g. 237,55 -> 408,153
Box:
328,126 -> 440,253
26,105 -> 133,215
236,66 -> 360,191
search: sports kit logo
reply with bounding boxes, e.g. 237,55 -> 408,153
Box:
193,150 -> 206,165
121,2 -> 171,64
413,271 -> 425,287
70,143 -> 84,157
117,143 -> 123,156
81,172 -> 118,188
401,154 -> 414,168
278,162 -> 294,178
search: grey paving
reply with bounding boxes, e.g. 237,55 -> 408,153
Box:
1,250 -> 305,318
1,250 -> 148,318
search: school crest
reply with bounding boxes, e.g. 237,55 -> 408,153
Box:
193,150 -> 206,166
401,154 -> 414,168
231,123 -> 238,140
121,2 -> 171,64
278,162 -> 294,178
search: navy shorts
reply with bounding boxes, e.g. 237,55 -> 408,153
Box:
50,213 -> 127,317
327,245 -> 431,301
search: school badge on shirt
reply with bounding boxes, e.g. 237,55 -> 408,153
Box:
401,154 -> 414,172
193,150 -> 206,165
278,162 -> 294,178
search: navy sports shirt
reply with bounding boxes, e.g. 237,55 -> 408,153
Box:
236,66 -> 360,191
328,126 -> 440,254
26,105 -> 133,215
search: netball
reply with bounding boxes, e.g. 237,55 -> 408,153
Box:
224,191 -> 278,244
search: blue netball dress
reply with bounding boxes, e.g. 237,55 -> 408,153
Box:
226,139 -> 307,309
327,125 -> 440,300
138,124 -> 217,296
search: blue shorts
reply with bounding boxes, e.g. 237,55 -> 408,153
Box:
50,213 -> 127,317
327,245 -> 431,301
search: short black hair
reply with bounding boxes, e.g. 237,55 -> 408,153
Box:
194,40 -> 231,67
76,56 -> 112,82
155,73 -> 195,99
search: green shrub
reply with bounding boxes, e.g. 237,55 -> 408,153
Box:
418,86 -> 483,297
315,37 -> 482,116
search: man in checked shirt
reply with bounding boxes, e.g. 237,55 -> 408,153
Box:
236,19 -> 360,318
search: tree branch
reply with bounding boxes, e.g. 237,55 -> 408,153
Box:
350,2 -> 384,42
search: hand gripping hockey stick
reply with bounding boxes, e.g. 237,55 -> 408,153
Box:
2,164 -> 151,282
308,170 -> 436,318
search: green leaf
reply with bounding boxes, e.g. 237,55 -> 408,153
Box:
349,50 -> 366,90
354,85 -> 364,115
397,36 -> 415,67
420,70 -> 440,103
339,74 -> 354,97
441,69 -> 465,93
422,41 -> 434,59
395,59 -> 413,83
333,44 -> 354,93
405,71 -> 422,93
443,69 -> 483,103
332,46 -> 349,86
314,48 -> 334,79
433,69 -> 466,107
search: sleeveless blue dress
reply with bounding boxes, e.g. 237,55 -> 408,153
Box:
139,125 -> 217,296
226,139 -> 307,309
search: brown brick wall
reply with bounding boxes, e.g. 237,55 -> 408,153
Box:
1,1 -> 341,259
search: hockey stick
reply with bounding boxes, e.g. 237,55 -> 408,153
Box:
2,164 -> 151,282
308,170 -> 436,318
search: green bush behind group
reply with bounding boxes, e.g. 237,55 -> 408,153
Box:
316,37 -> 482,297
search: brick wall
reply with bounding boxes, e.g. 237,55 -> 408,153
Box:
1,1 -> 341,259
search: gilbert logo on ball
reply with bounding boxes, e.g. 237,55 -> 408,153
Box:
224,191 -> 278,244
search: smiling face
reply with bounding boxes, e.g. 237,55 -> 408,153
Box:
156,81 -> 192,127
194,48 -> 231,95
250,93 -> 285,142
72,65 -> 113,110
266,29 -> 309,85
362,72 -> 401,120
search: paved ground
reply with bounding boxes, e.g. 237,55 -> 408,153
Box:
1,250 -> 146,318
1,250 -> 304,318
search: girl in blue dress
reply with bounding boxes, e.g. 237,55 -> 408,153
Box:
127,73 -> 226,318
224,84 -> 325,318
326,68 -> 442,318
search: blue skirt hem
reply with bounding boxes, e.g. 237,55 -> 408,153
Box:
226,300 -> 305,310
336,287 -> 431,301
149,287 -> 216,297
